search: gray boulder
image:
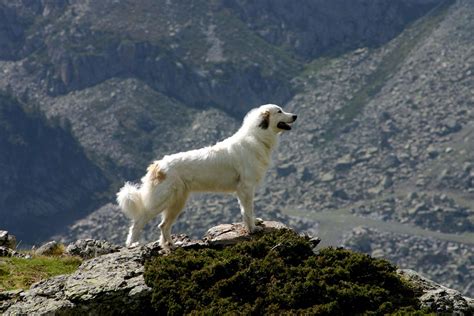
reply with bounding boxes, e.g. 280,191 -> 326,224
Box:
335,154 -> 354,171
398,269 -> 474,314
203,220 -> 289,246
0,231 -> 16,249
65,239 -> 121,259
34,241 -> 63,256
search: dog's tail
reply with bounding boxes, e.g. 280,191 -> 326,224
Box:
116,182 -> 145,221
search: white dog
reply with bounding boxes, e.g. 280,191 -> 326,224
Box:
116,104 -> 297,250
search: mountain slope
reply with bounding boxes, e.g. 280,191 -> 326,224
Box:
0,0 -> 443,241
0,93 -> 107,243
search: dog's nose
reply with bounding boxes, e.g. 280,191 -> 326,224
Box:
292,115 -> 297,121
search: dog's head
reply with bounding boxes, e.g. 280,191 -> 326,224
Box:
255,104 -> 297,133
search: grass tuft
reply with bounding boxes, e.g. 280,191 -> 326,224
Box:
0,255 -> 82,291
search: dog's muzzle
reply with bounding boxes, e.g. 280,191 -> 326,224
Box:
277,115 -> 297,130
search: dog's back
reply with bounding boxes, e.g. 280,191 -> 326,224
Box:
158,145 -> 240,192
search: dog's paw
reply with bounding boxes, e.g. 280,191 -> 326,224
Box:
128,242 -> 140,248
159,240 -> 176,254
159,247 -> 172,255
255,217 -> 264,225
250,225 -> 264,234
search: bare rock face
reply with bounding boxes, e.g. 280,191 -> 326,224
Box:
398,269 -> 474,314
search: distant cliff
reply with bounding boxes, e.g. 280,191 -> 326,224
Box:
0,93 -> 107,244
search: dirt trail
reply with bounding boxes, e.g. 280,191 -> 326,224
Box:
284,208 -> 474,247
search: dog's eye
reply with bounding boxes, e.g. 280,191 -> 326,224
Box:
277,110 -> 282,113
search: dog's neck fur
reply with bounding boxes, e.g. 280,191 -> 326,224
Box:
253,128 -> 277,154
232,125 -> 278,165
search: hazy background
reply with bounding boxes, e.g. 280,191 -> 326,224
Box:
0,0 -> 472,296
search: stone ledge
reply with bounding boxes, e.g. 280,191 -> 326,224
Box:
398,269 -> 474,314
2,220 -> 292,315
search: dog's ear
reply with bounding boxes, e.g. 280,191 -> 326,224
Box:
258,110 -> 270,129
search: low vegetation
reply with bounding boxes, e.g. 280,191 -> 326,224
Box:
144,229 -> 425,315
0,255 -> 82,291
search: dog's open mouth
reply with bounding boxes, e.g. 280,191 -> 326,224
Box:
277,122 -> 292,130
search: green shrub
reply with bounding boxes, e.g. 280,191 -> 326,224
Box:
144,230 -> 421,315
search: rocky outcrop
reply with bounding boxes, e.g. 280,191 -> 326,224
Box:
398,269 -> 474,314
0,230 -> 16,249
0,231 -> 27,258
65,239 -> 120,259
203,220 -> 289,246
34,241 -> 62,256
2,221 -> 289,315
3,222 -> 471,315
202,220 -> 321,248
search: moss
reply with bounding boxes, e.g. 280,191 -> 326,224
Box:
144,230 -> 422,315
0,256 -> 82,291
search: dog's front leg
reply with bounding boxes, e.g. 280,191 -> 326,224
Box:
237,185 -> 262,234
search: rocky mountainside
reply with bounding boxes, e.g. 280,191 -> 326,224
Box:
0,0 -> 472,297
0,93 -> 107,242
276,0 -> 474,295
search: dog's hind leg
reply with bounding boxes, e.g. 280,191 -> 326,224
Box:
126,217 -> 148,247
159,191 -> 188,251
125,180 -> 174,247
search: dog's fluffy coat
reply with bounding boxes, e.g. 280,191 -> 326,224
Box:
117,104 -> 297,250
